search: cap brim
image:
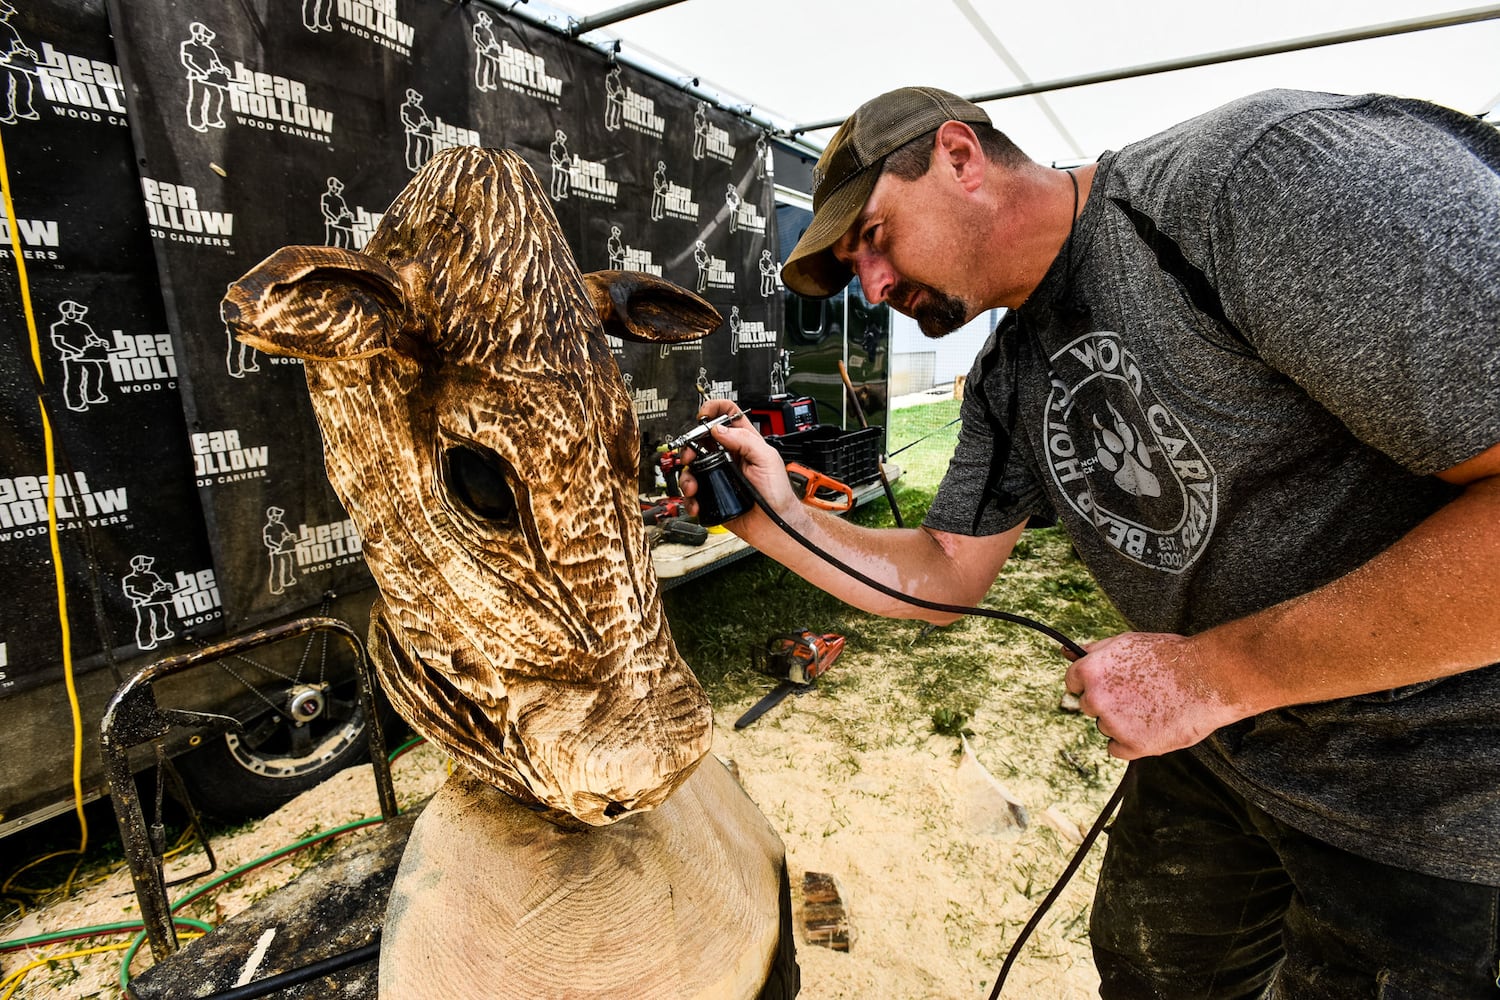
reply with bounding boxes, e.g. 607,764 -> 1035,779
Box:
780,167 -> 880,299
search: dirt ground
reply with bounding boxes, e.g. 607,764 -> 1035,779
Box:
0,662 -> 1124,999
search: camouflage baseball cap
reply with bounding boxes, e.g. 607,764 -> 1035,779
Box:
781,87 -> 992,298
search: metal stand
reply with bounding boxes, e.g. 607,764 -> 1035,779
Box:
100,615 -> 398,961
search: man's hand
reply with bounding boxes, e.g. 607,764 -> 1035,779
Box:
1065,632 -> 1249,760
678,399 -> 798,532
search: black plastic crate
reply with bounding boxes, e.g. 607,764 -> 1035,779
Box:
767,425 -> 883,487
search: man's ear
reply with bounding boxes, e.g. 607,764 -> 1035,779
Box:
933,120 -> 985,193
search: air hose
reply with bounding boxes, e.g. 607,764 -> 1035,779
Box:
722,460 -> 1129,999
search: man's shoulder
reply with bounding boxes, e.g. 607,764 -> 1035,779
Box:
1117,90 -> 1364,168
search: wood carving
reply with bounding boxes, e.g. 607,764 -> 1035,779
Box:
223,147 -> 797,998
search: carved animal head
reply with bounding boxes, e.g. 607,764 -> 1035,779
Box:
221,148 -> 719,827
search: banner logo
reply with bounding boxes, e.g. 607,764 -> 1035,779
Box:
400,88 -> 480,172
696,368 -> 737,403
318,177 -> 383,250
694,241 -> 736,292
142,176 -> 234,248
0,213 -> 60,262
758,249 -> 780,297
651,162 -> 697,223
603,66 -> 664,139
605,226 -> 661,276
0,471 -> 130,540
546,131 -> 618,205
493,39 -> 562,104
227,62 -> 334,144
192,428 -> 269,487
727,186 -> 767,235
629,382 -> 671,422
108,329 -> 178,396
310,0 -> 414,56
34,41 -> 128,126
48,302 -> 179,411
295,517 -> 363,572
692,101 -> 736,165
171,567 -> 223,630
728,306 -> 775,354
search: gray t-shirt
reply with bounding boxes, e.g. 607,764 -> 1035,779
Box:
926,90 -> 1500,883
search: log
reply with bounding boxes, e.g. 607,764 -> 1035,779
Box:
381,755 -> 798,999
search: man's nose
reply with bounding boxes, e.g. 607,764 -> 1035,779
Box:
855,257 -> 895,305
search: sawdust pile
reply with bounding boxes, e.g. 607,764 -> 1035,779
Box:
717,670 -> 1122,1000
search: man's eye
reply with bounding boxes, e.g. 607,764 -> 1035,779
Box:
863,224 -> 880,247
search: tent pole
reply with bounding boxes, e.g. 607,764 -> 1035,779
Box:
568,0 -> 693,36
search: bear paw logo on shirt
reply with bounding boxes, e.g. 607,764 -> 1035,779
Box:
1091,402 -> 1160,499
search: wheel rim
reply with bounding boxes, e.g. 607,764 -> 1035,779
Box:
223,682 -> 365,779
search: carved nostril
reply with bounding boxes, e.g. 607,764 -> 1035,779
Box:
603,801 -> 627,819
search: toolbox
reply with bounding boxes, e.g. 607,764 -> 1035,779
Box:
766,425 -> 884,487
744,394 -> 820,437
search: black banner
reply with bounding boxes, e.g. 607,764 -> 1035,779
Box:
0,0 -> 221,698
0,0 -> 779,697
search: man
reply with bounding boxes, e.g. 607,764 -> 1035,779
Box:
321,176 -> 354,248
685,86 -> 1500,996
50,299 -> 110,411
180,22 -> 229,133
473,11 -> 501,93
400,89 -> 433,173
121,555 -> 175,651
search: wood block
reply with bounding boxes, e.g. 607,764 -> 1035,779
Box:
801,871 -> 852,952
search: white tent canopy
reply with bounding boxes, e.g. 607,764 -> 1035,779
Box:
524,0 -> 1499,166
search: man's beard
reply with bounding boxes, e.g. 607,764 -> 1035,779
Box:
891,279 -> 968,338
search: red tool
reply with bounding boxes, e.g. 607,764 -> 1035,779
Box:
640,496 -> 686,525
734,629 -> 845,729
786,463 -> 853,512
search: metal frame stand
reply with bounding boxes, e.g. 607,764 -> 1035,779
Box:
100,615 -> 398,961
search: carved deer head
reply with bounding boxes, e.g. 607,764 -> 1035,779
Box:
222,148 -> 719,827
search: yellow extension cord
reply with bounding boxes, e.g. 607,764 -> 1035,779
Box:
0,129 -> 90,865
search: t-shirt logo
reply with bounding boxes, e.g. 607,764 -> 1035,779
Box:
1043,330 -> 1217,573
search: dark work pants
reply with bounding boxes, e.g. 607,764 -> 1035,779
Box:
1089,750 -> 1500,999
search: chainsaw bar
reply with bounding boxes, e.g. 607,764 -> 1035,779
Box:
733,680 -> 803,729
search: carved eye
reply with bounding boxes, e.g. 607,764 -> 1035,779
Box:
442,445 -> 519,525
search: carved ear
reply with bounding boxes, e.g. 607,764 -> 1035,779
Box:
582,271 -> 722,344
222,246 -> 413,361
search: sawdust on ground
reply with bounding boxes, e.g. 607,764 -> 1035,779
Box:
3,661 -> 1123,1000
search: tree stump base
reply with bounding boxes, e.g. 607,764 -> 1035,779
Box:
382,755 -> 798,998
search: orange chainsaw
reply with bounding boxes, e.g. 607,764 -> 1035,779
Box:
734,628 -> 845,729
785,463 -> 853,512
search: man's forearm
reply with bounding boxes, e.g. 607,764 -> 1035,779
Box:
728,500 -> 1020,623
1200,474 -> 1500,713
1069,466 -> 1500,760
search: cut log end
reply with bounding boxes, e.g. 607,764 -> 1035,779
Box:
382,756 -> 798,999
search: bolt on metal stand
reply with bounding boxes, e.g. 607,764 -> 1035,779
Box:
100,615 -> 398,961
